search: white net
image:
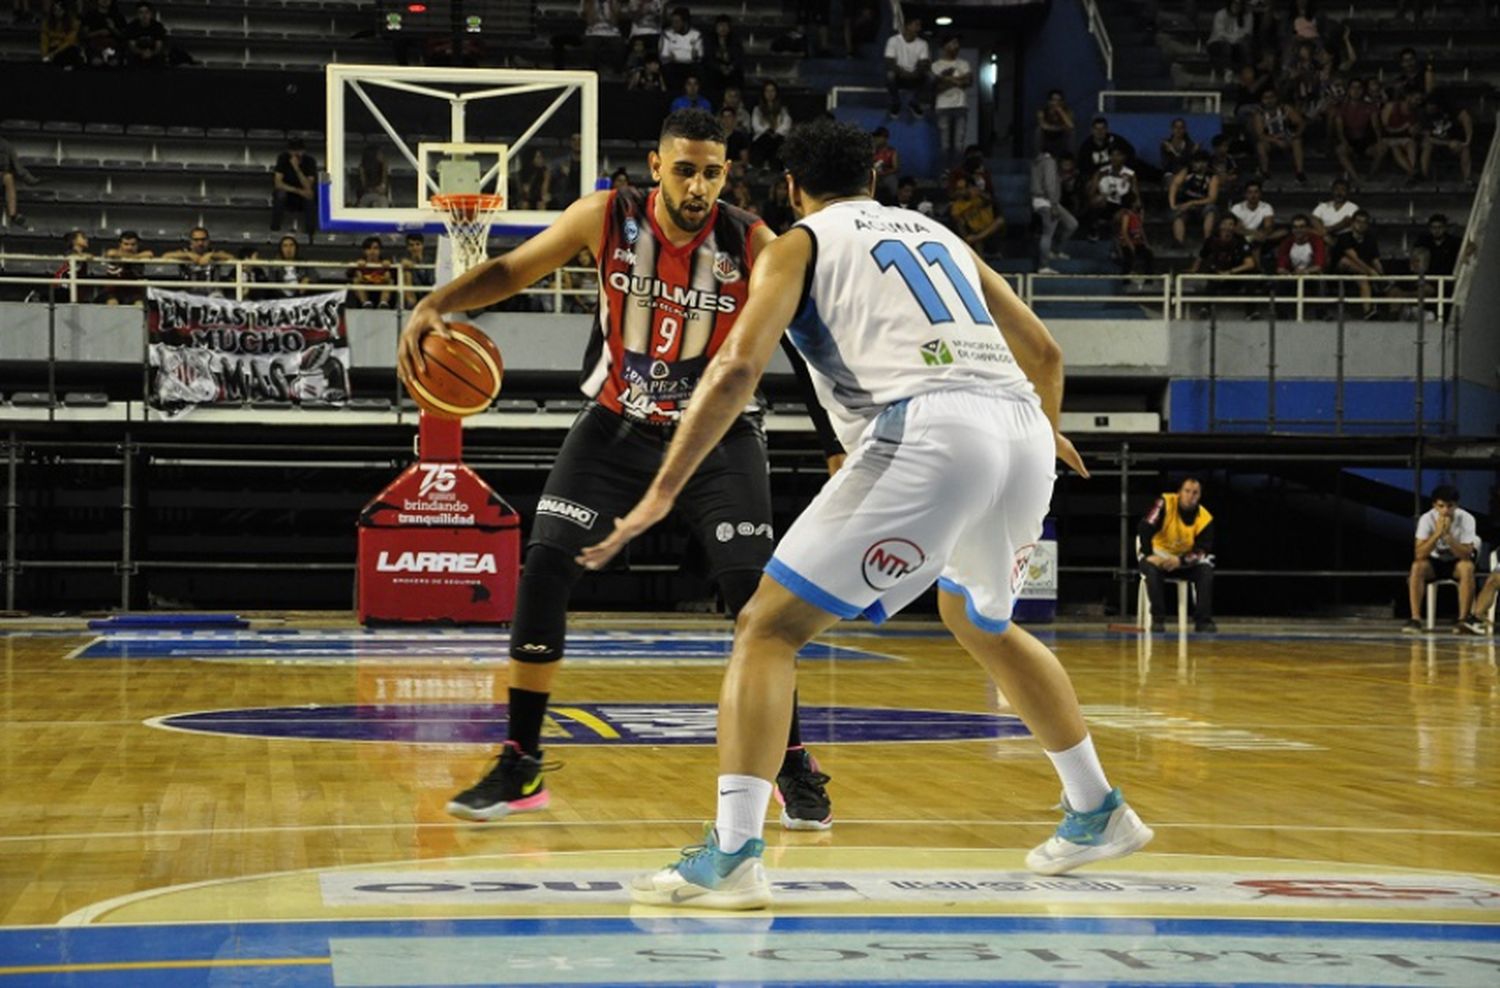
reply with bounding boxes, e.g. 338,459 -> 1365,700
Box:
432,193 -> 506,278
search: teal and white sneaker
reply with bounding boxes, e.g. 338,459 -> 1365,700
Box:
630,827 -> 771,910
1025,787 -> 1154,876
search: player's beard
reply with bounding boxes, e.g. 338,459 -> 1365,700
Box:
660,185 -> 712,233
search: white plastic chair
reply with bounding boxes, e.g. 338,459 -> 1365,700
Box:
1138,537 -> 1193,634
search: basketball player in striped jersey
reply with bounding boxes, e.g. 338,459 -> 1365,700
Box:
398,110 -> 841,829
581,119 -> 1153,908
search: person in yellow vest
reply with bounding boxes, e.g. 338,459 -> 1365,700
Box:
1139,477 -> 1216,632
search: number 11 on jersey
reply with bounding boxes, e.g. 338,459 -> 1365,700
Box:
871,240 -> 994,326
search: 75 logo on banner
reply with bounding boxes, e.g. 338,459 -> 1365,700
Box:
417,464 -> 458,499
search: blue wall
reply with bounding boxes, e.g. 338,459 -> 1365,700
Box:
1021,0 -> 1107,157
1101,113 -> 1223,169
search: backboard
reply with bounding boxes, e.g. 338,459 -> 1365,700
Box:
320,65 -> 600,237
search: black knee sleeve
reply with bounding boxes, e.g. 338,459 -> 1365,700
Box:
717,567 -> 763,619
509,544 -> 581,663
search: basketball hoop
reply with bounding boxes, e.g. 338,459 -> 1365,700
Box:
431,192 -> 506,278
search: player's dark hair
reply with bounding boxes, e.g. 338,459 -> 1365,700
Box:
781,118 -> 874,199
361,235 -> 382,249
1432,484 -> 1460,503
120,230 -> 139,241
659,108 -> 725,146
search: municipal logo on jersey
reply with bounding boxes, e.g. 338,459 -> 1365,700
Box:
920,339 -> 954,366
711,251 -> 741,283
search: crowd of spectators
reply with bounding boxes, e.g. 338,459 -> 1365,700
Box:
34,1 -> 191,68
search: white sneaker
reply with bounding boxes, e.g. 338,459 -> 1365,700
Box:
1025,787 -> 1154,876
1038,265 -> 1059,274
629,828 -> 772,910
1051,251 -> 1071,260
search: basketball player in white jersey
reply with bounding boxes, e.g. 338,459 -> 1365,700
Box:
580,119 -> 1153,909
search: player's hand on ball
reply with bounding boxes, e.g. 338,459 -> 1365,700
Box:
1055,432 -> 1089,478
397,304 -> 453,384
577,491 -> 675,570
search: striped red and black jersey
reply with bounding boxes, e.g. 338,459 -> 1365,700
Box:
579,187 -> 764,424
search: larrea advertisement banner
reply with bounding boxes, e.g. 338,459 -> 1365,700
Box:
146,288 -> 352,412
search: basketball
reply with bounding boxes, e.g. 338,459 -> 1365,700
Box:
405,322 -> 503,419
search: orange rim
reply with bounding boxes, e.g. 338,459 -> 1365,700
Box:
431,193 -> 505,215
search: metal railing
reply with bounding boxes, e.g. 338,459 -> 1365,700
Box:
1081,0 -> 1114,81
1174,272 -> 1455,323
1096,90 -> 1223,115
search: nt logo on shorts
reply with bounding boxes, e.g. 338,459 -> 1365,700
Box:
863,538 -> 925,591
537,496 -> 598,530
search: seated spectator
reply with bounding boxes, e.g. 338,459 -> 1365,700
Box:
41,1 -> 84,68
562,246 -> 599,314
161,227 -> 233,295
1207,0 -> 1254,78
621,35 -> 649,75
1380,90 -> 1422,185
0,133 -> 39,228
947,173 -> 1004,256
1332,78 -> 1385,184
1393,46 -> 1435,98
726,176 -> 756,213
611,167 -> 632,191
348,236 -> 394,309
1250,87 -> 1306,183
123,1 -> 166,67
1139,478 -> 1217,633
1191,215 -> 1258,280
514,148 -> 553,211
1275,214 -> 1326,275
1035,89 -> 1075,160
269,235 -> 312,299
1311,178 -> 1358,240
628,54 -> 666,91
1228,63 -> 1274,128
1287,0 -> 1324,53
271,138 -> 318,237
931,35 -> 972,164
796,0 -> 834,57
871,126 -> 899,203
1031,149 -> 1077,272
1420,95 -> 1473,185
1085,145 -> 1137,239
718,108 -> 750,166
893,175 -> 935,216
669,74 -> 711,113
1230,179 -> 1279,255
760,178 -> 794,234
400,233 -> 433,310
1332,209 -> 1383,317
658,6 -> 701,91
1116,194 -> 1153,276
236,246 -> 269,299
1283,41 -> 1336,131
1208,133 -> 1241,199
580,0 -> 621,68
102,229 -> 153,306
948,144 -> 994,198
552,133 -> 585,208
702,14 -> 743,94
1057,156 -> 1082,218
750,80 -> 792,171
1404,485 -> 1479,634
1075,116 -> 1134,185
1159,118 -> 1199,178
1168,151 -> 1220,247
884,15 -> 931,119
1414,213 -> 1459,278
721,85 -> 751,130
623,0 -> 662,54
81,0 -> 125,67
52,229 -> 91,292
354,146 -> 390,208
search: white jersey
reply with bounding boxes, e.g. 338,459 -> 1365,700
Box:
787,199 -> 1034,450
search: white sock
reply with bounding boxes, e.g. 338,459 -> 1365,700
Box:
1045,735 -> 1112,812
714,774 -> 772,853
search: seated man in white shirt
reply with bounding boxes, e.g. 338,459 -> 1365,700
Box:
1311,178 -> 1359,242
1406,484 -> 1481,633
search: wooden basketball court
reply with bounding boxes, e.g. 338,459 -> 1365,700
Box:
1,614 -> 1496,985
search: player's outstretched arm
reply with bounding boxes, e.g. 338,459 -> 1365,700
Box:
578,228 -> 813,570
397,191 -> 610,382
967,245 -> 1087,478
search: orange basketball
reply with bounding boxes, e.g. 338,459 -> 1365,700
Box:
407,322 -> 503,419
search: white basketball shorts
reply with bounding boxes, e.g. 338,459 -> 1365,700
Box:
766,387 -> 1055,632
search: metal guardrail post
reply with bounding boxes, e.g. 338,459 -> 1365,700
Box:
1266,283 -> 1277,432
1450,306 -> 1461,433
1335,281 -> 1346,435
120,435 -> 134,610
1207,304 -> 1217,432
1415,278 -> 1426,438
1118,440 -> 1131,620
5,433 -> 16,611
